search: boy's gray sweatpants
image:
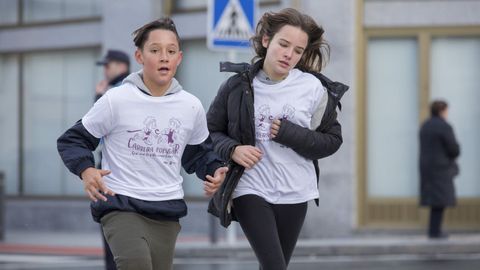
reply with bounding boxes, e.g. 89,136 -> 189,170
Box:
101,211 -> 180,270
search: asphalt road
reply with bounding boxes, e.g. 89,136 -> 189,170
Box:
1,253 -> 480,270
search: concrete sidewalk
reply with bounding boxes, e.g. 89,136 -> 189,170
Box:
178,233 -> 480,259
1,230 -> 480,259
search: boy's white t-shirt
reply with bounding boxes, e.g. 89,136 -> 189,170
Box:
233,69 -> 327,204
82,83 -> 209,201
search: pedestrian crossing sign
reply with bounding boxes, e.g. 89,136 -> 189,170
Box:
208,0 -> 256,51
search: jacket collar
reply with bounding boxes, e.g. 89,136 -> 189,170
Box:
242,60 -> 349,107
109,71 -> 129,86
246,59 -> 264,83
308,72 -> 349,108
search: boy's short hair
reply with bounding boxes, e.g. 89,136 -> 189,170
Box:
132,18 -> 181,49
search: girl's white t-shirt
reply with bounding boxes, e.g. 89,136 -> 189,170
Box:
82,84 -> 209,201
233,69 -> 327,204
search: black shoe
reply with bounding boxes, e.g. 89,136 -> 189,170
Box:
428,232 -> 449,239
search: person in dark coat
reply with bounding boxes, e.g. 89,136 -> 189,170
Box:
95,49 -> 131,101
419,100 -> 460,239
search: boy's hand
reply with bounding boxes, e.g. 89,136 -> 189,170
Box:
204,166 -> 229,197
80,167 -> 115,202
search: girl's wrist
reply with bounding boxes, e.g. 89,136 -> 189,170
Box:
229,145 -> 238,159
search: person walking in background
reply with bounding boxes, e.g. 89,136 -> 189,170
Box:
57,18 -> 228,270
94,49 -> 130,270
207,8 -> 348,270
95,49 -> 131,101
420,100 -> 460,239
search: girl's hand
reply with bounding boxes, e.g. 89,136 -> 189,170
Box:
231,145 -> 263,169
270,119 -> 281,139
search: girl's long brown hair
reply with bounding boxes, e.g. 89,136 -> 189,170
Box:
251,8 -> 329,73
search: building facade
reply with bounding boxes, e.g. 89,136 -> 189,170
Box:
0,0 -> 478,240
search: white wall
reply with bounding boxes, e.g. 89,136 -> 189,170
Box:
365,0 -> 480,27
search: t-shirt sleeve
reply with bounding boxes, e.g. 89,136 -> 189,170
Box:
311,80 -> 327,113
310,80 -> 328,129
82,94 -> 114,138
188,103 -> 209,145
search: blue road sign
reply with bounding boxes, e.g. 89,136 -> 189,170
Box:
208,0 -> 256,51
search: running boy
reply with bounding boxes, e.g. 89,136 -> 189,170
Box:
57,18 -> 227,270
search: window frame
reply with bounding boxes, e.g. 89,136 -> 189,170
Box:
357,26 -> 480,228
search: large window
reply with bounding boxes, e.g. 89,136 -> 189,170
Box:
23,49 -> 99,195
23,0 -> 101,23
361,30 -> 480,227
0,49 -> 100,196
0,0 -> 101,26
366,38 -> 419,197
430,37 -> 480,197
366,36 -> 480,199
0,0 -> 19,25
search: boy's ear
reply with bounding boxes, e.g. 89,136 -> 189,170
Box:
177,50 -> 183,67
134,49 -> 143,65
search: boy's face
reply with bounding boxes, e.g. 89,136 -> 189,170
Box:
135,29 -> 182,91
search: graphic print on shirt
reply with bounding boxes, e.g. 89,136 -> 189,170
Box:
127,116 -> 183,161
255,104 -> 296,142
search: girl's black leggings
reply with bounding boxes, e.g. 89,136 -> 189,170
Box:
233,194 -> 308,270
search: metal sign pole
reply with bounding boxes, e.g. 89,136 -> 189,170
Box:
225,49 -> 238,246
0,171 -> 5,241
208,0 -> 257,246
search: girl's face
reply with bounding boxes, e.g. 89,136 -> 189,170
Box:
135,29 -> 182,92
262,25 -> 308,80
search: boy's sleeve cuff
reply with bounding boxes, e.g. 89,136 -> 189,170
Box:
75,159 -> 95,179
